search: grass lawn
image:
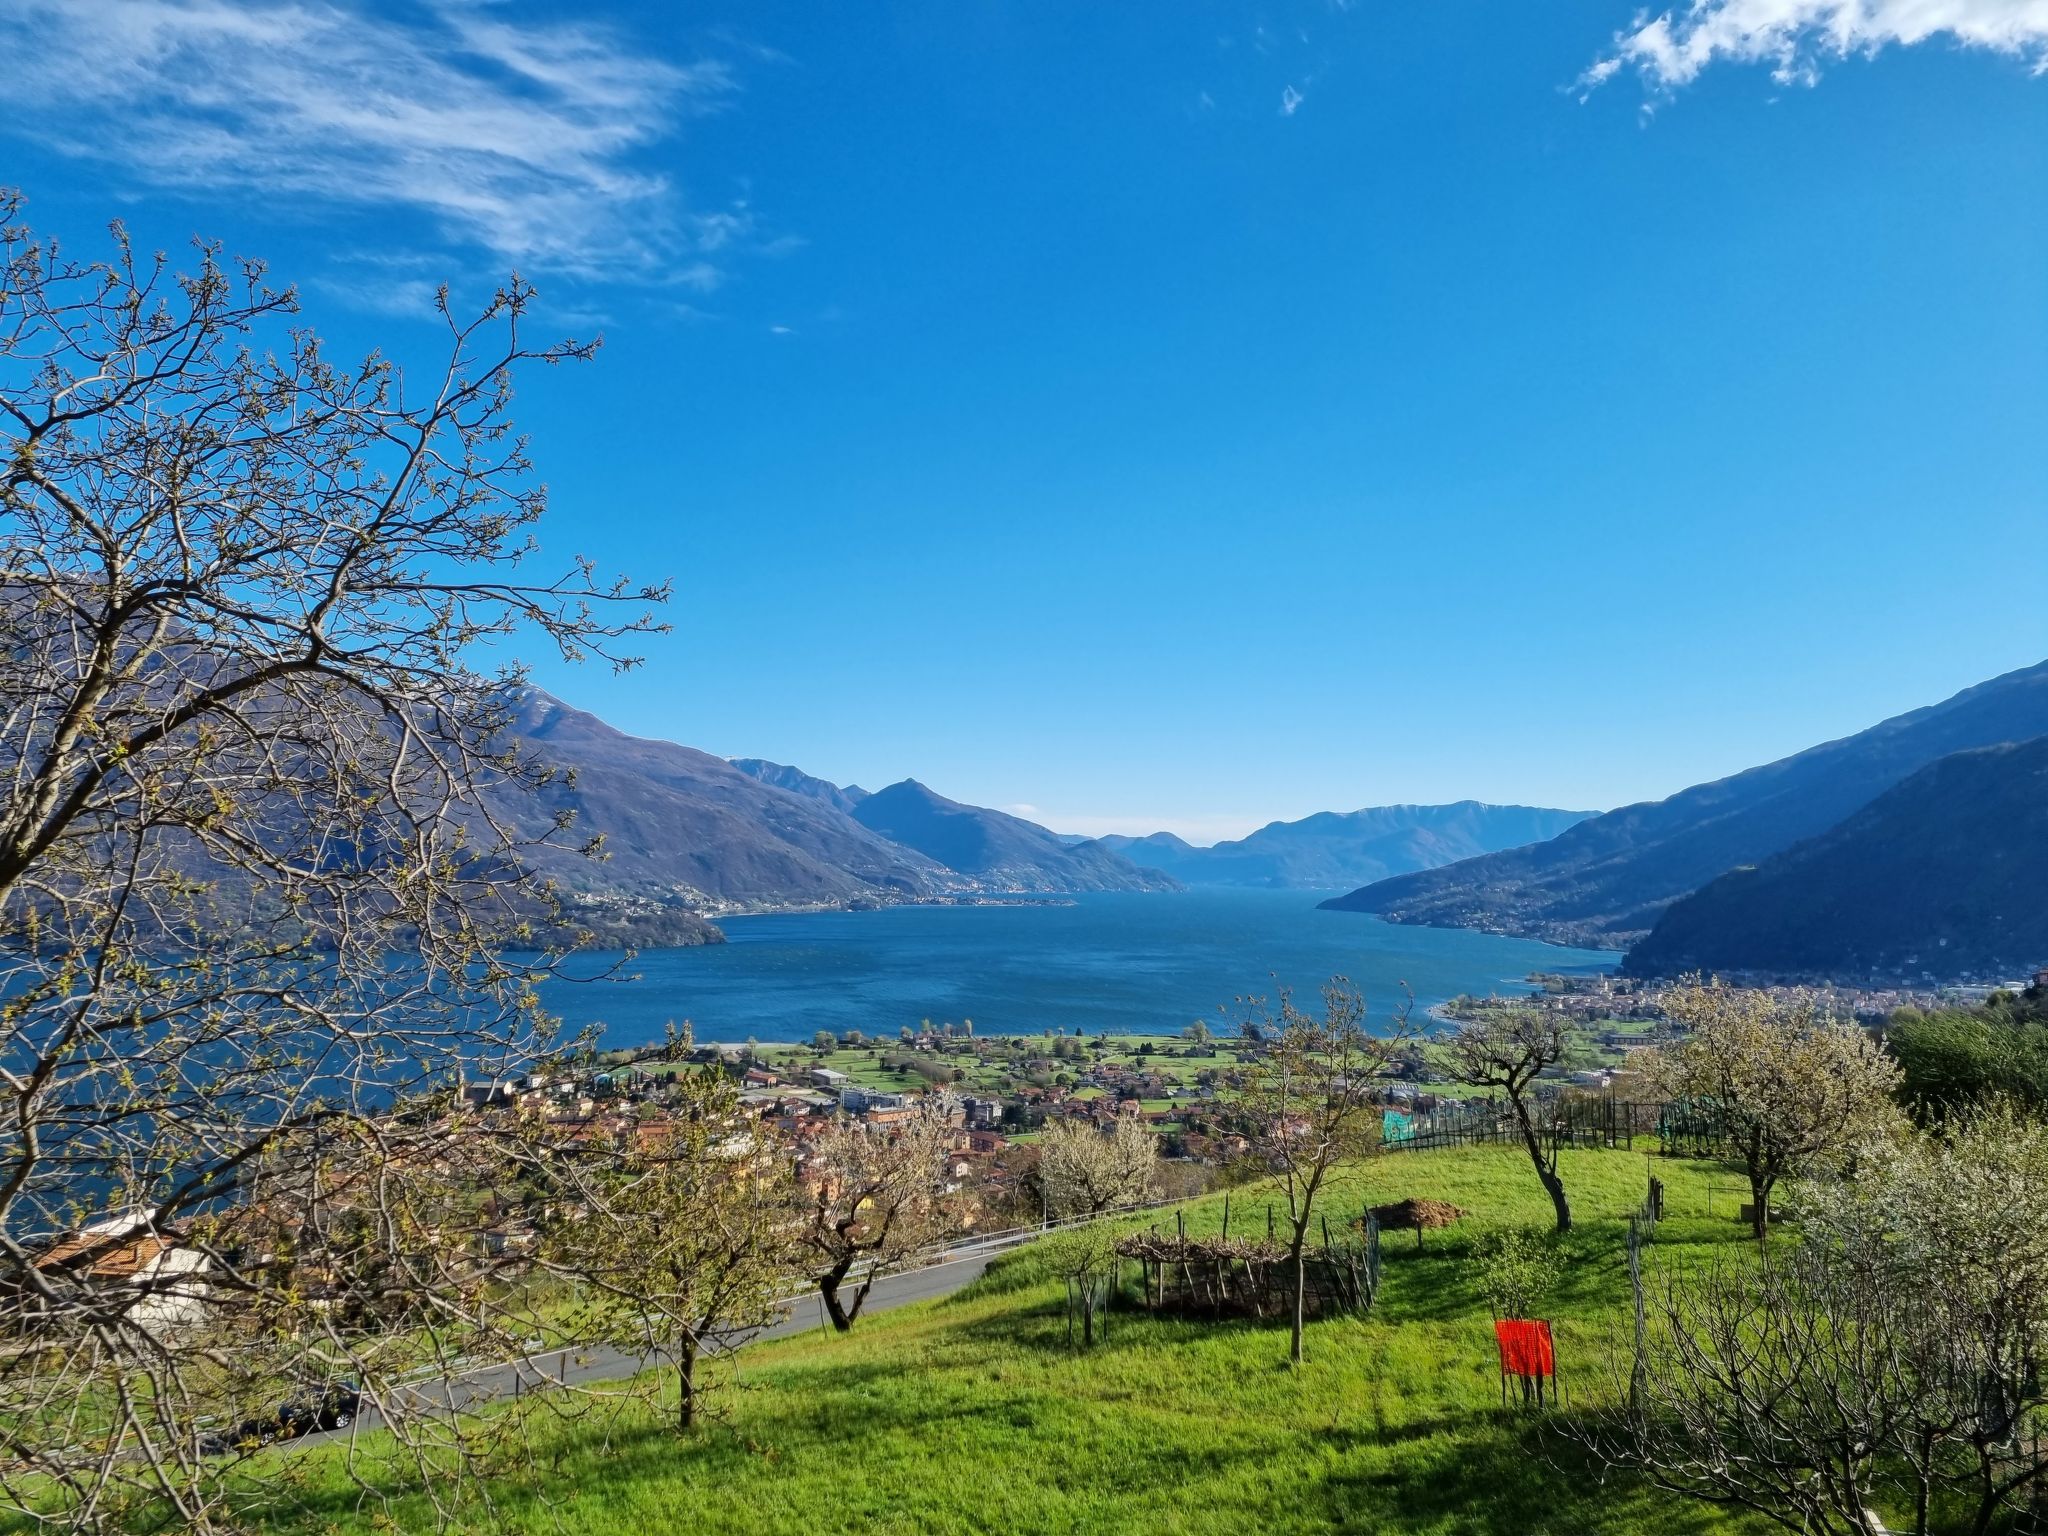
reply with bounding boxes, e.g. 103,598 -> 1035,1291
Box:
232,1144 -> 1779,1536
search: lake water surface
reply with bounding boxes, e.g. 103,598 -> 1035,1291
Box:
539,889 -> 1617,1048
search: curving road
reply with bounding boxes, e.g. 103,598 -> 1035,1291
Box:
405,1240 -> 1019,1417
304,1211 -> 1158,1445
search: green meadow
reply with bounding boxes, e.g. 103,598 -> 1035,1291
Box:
234,1145 -> 1777,1536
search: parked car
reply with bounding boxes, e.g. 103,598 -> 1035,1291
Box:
200,1380 -> 362,1454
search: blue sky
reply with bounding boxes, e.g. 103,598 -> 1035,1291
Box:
2,0 -> 2044,841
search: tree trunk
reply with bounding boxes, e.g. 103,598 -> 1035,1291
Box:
677,1337 -> 698,1432
1510,1093 -> 1572,1233
1289,1229 -> 1308,1365
820,1253 -> 857,1332
1749,1165 -> 1772,1241
1912,1426 -> 1933,1536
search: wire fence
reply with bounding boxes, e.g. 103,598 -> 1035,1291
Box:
1380,1092 -> 1728,1159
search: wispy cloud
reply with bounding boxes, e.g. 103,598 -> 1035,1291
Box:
1197,2 -> 1348,122
0,0 -> 764,281
1583,0 -> 2048,93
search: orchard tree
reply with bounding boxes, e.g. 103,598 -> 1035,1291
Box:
561,1069 -> 794,1431
1037,1115 -> 1158,1218
1040,1220 -> 1120,1348
0,195 -> 663,1530
1440,1009 -> 1576,1231
1646,979 -> 1903,1238
1238,978 -> 1405,1365
799,1096 -> 954,1330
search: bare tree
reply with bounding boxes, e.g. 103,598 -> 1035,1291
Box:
558,1068 -> 795,1432
1440,1009 -> 1575,1232
1645,978 -> 1903,1238
1037,1115 -> 1157,1218
1237,978 -> 1404,1365
0,195 -> 664,1531
798,1097 -> 954,1331
1576,1101 -> 2048,1535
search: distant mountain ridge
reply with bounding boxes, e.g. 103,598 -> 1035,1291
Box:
491,696 -> 1176,945
728,758 -> 870,816
849,780 -> 1178,893
1626,736 -> 2048,982
1321,659 -> 2048,951
500,693 -> 960,909
1099,803 -> 1594,890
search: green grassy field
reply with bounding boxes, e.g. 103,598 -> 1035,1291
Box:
739,1032 -> 1236,1101
236,1144 -> 1778,1536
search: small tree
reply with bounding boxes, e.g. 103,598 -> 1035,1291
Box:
1646,978 -> 1903,1238
1441,1010 -> 1576,1231
1238,978 -> 1404,1364
800,1096 -> 954,1330
561,1070 -> 793,1430
1038,1116 -> 1158,1218
812,1030 -> 834,1052
1472,1227 -> 1565,1319
1184,1020 -> 1212,1049
1040,1221 -> 1121,1347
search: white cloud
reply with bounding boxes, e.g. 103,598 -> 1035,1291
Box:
309,273 -> 446,319
1280,83 -> 1306,115
1584,0 -> 2048,93
673,262 -> 725,293
0,0 -> 755,279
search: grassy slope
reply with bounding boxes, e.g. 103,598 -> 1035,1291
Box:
250,1145 -> 1774,1536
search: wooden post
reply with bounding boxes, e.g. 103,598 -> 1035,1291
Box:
1221,1193 -> 1230,1241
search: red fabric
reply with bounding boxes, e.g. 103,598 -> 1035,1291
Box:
1494,1319 -> 1555,1378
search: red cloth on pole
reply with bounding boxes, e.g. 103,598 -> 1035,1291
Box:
1494,1319 -> 1555,1378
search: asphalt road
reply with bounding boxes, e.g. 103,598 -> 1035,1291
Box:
301,1227 -> 1048,1445
417,1242 -> 1014,1413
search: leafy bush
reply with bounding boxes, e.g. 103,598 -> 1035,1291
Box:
1471,1227 -> 1565,1319
1886,986 -> 2048,1117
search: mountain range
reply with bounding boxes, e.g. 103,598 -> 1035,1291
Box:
492,692 -> 1174,944
505,656 -> 2048,977
843,779 -> 1178,893
1320,659 -> 2048,975
1625,736 -> 2048,981
1098,804 -> 1594,890
498,695 -> 1581,944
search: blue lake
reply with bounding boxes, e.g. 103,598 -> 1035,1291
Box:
538,889 -> 1617,1047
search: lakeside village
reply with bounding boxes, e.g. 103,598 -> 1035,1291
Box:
434,965 -> 2048,1262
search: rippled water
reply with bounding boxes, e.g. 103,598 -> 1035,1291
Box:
538,889 -> 1617,1047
